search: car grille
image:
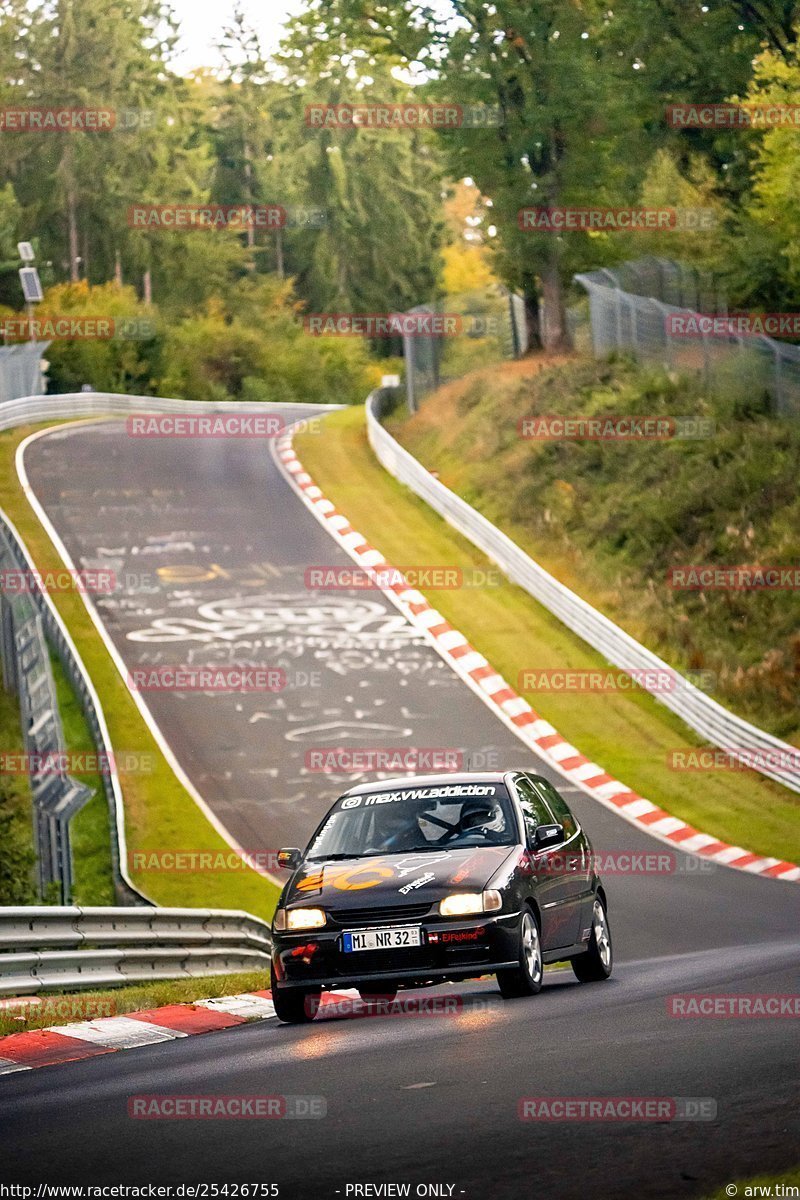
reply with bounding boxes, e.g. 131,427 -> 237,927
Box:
334,947 -> 435,975
327,903 -> 432,928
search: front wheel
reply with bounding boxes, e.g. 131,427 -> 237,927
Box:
571,897 -> 613,983
497,909 -> 543,998
270,963 -> 321,1023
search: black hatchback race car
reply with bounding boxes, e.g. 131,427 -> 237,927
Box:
270,771 -> 612,1022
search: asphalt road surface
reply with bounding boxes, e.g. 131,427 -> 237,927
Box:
2,411 -> 798,1199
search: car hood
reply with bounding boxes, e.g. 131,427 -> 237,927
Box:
286,845 -> 518,911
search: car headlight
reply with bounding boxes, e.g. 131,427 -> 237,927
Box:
274,907 -> 326,931
439,890 -> 502,917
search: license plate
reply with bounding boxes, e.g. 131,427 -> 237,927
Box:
342,926 -> 422,953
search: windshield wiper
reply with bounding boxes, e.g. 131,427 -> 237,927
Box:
305,853 -> 358,862
390,845 -> 452,853
307,846 -> 451,861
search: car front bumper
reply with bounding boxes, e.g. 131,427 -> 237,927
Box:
272,911 -> 521,990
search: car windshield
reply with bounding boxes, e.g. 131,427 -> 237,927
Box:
306,782 -> 516,860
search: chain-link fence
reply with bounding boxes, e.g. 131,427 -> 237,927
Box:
574,258 -> 800,417
403,286 -> 529,413
0,342 -> 49,402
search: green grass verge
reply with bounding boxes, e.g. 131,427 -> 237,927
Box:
701,1168 -> 800,1198
388,355 -> 799,743
0,683 -> 36,904
295,406 -> 799,864
0,422 -> 279,919
50,651 -> 114,905
0,969 -> 269,1036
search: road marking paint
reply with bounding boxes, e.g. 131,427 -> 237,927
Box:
645,817 -> 689,837
195,993 -> 278,1020
546,742 -> 582,763
0,1029 -> 116,1068
0,1057 -> 31,1074
46,1016 -> 187,1048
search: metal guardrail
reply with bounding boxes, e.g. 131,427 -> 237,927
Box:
0,391 -> 315,432
0,508 -> 146,906
366,389 -> 800,795
0,906 -> 272,995
0,540 -> 92,903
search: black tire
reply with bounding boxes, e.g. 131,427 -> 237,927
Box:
358,985 -> 398,1003
496,909 -> 543,998
270,963 -> 321,1024
571,897 -> 613,983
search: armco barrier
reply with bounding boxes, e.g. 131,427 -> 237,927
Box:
0,391 -> 320,433
0,906 -> 272,995
0,505 -> 146,906
0,566 -> 92,903
366,389 -> 800,795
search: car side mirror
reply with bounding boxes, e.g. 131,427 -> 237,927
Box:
531,824 -> 565,852
277,847 -> 302,870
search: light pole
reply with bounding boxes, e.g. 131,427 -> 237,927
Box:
17,241 -> 43,342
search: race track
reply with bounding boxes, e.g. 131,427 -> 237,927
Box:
2,412 -> 798,1197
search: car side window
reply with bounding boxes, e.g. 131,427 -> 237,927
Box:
514,777 -> 552,845
531,778 -> 579,839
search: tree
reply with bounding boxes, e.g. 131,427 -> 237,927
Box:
722,34 -> 800,308
281,1 -> 646,349
274,23 -> 447,327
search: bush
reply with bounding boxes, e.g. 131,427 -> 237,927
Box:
0,776 -> 36,905
38,281 -> 163,396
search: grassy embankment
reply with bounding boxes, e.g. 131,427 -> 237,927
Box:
295,374 -> 799,864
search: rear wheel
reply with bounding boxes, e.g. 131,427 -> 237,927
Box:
270,963 -> 321,1024
496,909 -> 543,999
571,897 -> 613,983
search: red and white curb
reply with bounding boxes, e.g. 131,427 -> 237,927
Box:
0,990 -> 362,1075
273,428 -> 799,885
